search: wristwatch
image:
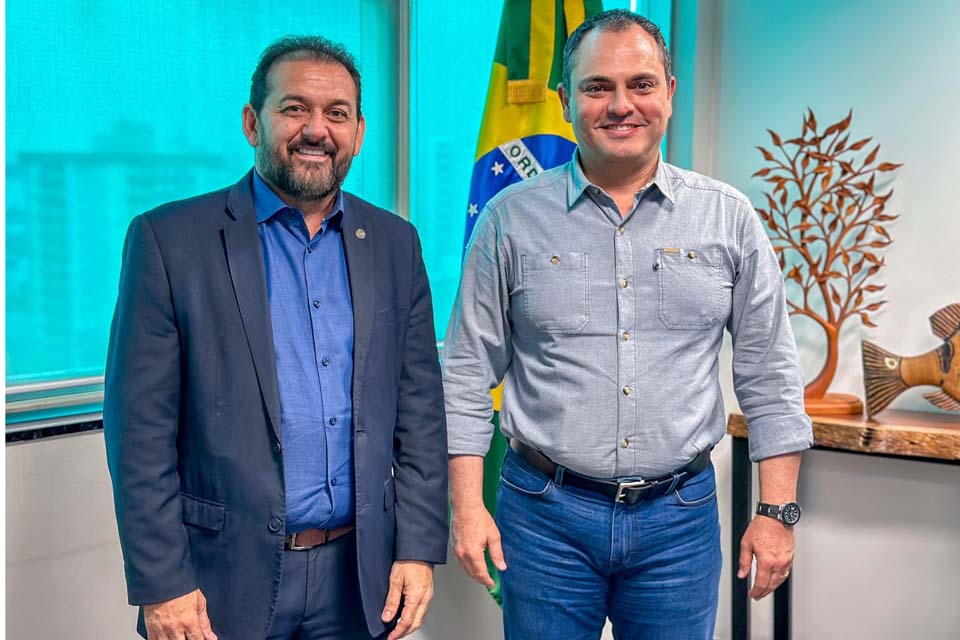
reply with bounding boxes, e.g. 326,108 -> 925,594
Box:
756,501 -> 802,527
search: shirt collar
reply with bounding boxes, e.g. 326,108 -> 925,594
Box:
252,169 -> 346,229
565,149 -> 675,208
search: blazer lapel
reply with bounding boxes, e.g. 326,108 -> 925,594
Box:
341,194 -> 375,418
222,172 -> 282,441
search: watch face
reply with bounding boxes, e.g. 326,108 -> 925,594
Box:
781,502 -> 801,526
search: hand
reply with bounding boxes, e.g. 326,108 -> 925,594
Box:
738,516 -> 795,600
452,506 -> 506,588
381,560 -> 434,640
144,588 -> 217,640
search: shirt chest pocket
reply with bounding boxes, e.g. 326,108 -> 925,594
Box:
519,252 -> 590,334
656,248 -> 723,330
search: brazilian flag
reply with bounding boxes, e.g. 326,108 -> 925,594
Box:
463,0 -> 603,605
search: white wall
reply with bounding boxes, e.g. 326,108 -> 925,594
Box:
701,1 -> 960,639
6,432 -> 138,639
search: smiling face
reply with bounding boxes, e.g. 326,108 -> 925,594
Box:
558,25 -> 675,178
242,58 -> 365,204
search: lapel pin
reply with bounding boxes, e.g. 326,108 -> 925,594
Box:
355,229 -> 366,240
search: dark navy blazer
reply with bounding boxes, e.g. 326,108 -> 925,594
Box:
104,171 -> 448,639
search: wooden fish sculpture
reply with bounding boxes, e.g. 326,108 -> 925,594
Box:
862,303 -> 960,417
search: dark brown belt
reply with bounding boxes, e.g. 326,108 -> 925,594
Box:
284,525 -> 354,551
509,439 -> 711,505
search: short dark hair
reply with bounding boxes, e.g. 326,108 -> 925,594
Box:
562,9 -> 672,90
249,35 -> 362,116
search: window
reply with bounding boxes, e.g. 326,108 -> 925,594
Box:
6,0 -> 674,427
6,0 -> 398,390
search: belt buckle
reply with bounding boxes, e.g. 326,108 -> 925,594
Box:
287,530 -> 327,551
287,532 -> 308,551
615,479 -> 650,503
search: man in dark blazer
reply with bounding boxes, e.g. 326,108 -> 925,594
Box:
104,36 -> 448,640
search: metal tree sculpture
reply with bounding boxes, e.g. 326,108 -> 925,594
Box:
753,109 -> 902,414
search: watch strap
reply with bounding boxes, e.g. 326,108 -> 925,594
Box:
756,502 -> 781,519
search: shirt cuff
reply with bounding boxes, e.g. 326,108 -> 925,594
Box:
445,417 -> 496,457
747,412 -> 814,462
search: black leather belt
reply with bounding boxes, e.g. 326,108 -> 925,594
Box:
509,439 -> 711,505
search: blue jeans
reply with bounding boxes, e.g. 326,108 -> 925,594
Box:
496,447 -> 722,640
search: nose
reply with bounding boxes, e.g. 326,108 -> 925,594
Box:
608,87 -> 632,117
301,111 -> 329,142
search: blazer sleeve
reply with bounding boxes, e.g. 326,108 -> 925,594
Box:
391,227 -> 449,564
103,214 -> 198,604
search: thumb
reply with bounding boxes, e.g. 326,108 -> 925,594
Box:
487,529 -> 507,572
196,591 -> 218,640
381,573 -> 403,622
737,534 -> 753,579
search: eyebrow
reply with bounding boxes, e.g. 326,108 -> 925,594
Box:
276,94 -> 356,111
578,73 -> 660,87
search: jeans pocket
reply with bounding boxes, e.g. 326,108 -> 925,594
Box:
656,248 -> 722,330
673,465 -> 718,507
519,252 -> 589,334
500,449 -> 554,497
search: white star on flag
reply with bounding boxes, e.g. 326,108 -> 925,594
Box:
468,203 -> 479,217
491,161 -> 505,176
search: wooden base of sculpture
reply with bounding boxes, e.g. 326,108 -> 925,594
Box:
804,393 -> 863,415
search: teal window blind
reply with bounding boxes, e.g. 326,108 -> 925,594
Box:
6,0 -> 398,386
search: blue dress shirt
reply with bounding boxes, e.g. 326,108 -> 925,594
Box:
254,171 -> 355,532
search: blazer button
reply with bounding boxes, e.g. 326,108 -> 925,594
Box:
268,518 -> 282,533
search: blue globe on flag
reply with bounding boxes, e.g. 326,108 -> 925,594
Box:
464,134 -> 578,250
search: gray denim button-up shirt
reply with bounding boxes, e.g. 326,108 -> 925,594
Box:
443,153 -> 813,478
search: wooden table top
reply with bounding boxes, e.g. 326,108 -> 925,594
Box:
727,409 -> 960,461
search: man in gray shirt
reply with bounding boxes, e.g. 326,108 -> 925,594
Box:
443,9 -> 813,639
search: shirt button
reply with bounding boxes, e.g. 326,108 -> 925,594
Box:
307,246 -> 313,253
268,517 -> 282,533
688,250 -> 697,259
619,279 -> 628,289
617,226 -> 625,235
622,331 -> 631,341
620,438 -> 629,448
321,357 -> 330,367
622,386 -> 632,396
550,256 -> 560,265
331,478 -> 338,486
329,417 -> 337,425
313,300 -> 321,308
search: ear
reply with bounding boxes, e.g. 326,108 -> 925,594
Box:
241,104 -> 259,148
353,115 -> 366,157
667,76 -> 677,102
557,83 -> 572,123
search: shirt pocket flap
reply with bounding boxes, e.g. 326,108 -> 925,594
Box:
518,252 -> 590,334
656,247 -> 723,329
181,493 -> 226,532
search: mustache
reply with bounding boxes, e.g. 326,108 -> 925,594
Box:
289,138 -> 338,155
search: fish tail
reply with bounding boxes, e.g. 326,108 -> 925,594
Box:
862,341 -> 909,416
